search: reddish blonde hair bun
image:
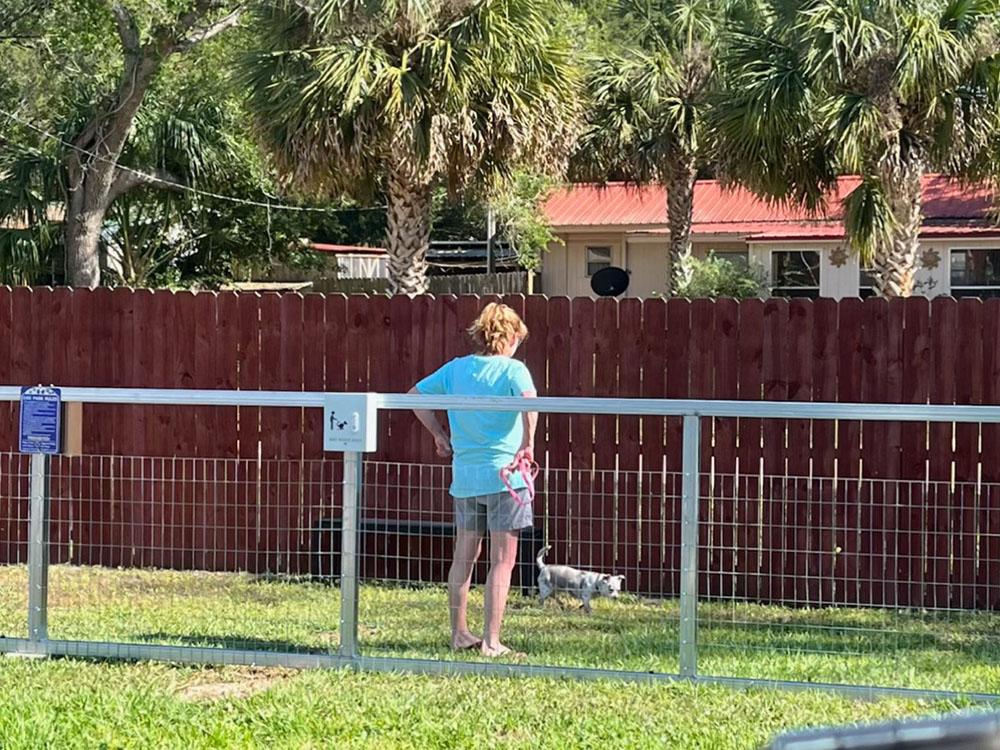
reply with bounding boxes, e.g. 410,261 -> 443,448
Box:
467,303 -> 528,355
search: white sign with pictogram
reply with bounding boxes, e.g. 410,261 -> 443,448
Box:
323,393 -> 378,452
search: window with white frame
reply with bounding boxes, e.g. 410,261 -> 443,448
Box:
586,246 -> 612,276
771,250 -> 820,298
950,249 -> 1000,297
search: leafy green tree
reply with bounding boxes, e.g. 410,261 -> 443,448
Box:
0,0 -> 54,44
1,1 -> 243,287
65,2 -> 243,287
241,0 -> 581,295
488,173 -> 561,272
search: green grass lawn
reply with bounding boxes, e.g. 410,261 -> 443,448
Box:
0,657 -> 981,750
1,564 -> 998,748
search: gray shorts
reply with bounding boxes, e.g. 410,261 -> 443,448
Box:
453,489 -> 533,533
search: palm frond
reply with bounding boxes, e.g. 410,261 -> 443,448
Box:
893,8 -> 970,102
796,0 -> 886,82
821,92 -> 886,172
0,227 -> 53,285
843,175 -> 895,265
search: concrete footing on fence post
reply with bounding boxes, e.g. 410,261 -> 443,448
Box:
679,415 -> 700,678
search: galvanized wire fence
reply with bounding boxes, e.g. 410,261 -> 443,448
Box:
697,472 -> 1000,693
2,388 -> 1000,699
0,453 -> 30,639
355,461 -> 682,673
1,452 -> 344,662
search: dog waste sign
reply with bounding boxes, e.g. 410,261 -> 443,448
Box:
19,385 -> 62,454
323,393 -> 378,452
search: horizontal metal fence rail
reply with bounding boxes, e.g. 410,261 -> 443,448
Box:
3,386 -> 1000,422
2,386 -> 1000,702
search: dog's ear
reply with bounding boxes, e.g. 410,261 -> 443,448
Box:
601,574 -> 610,581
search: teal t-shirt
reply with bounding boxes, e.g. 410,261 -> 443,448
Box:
415,355 -> 536,498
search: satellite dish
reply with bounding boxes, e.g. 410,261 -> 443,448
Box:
590,266 -> 630,297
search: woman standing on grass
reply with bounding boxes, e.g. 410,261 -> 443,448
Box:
410,303 -> 538,658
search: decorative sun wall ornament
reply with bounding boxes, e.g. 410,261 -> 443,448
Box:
829,246 -> 850,268
921,248 -> 941,269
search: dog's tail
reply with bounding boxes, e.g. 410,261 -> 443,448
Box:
536,544 -> 551,571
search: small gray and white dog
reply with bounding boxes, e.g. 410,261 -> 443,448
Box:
536,545 -> 624,614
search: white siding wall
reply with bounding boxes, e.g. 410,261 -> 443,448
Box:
750,240 -> 956,299
336,254 -> 389,279
545,234 -> 627,297
542,239 -> 570,296
919,238 -> 1000,297
625,238 -> 669,298
545,232 -> 1000,299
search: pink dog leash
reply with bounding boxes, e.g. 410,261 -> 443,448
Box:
500,455 -> 539,507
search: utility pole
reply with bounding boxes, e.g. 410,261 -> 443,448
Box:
486,208 -> 496,275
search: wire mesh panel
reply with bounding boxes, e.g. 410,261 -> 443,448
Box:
42,455 -> 343,655
698,468 -> 1000,693
5,385 -> 1000,697
0,452 -> 30,638
355,458 -> 682,673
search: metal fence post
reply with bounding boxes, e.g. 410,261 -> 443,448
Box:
339,451 -> 362,659
679,415 -> 700,678
27,453 -> 51,642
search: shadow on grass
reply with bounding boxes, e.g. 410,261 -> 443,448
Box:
697,611 -> 1000,661
135,633 -> 336,655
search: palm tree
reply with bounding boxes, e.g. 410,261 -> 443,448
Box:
0,143 -> 62,284
241,0 -> 581,295
714,0 -> 1000,297
573,0 -> 729,292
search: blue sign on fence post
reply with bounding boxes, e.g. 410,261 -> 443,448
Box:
19,385 -> 62,454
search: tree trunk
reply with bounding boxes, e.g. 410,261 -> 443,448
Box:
385,159 -> 433,296
666,162 -> 698,295
872,161 -> 923,298
64,143 -> 121,288
64,198 -> 108,288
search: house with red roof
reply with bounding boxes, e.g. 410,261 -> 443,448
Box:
541,176 -> 1000,299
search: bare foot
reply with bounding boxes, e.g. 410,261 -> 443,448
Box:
480,642 -> 526,659
451,632 -> 482,651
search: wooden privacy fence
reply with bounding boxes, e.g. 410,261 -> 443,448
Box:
310,270 -> 531,295
0,287 -> 999,609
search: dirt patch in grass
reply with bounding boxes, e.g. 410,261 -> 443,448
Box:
176,666 -> 295,702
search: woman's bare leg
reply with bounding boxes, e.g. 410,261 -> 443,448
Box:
448,529 -> 483,649
482,529 -> 520,656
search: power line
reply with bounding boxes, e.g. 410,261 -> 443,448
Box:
0,108 -> 386,215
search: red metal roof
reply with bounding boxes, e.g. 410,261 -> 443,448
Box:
543,175 -> 998,239
637,221 -> 1000,242
309,242 -> 387,255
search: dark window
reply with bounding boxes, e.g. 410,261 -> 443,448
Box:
859,267 -> 877,299
950,249 -> 1000,298
772,250 -> 820,299
586,246 -> 612,277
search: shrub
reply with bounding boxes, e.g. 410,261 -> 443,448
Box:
674,253 -> 769,299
